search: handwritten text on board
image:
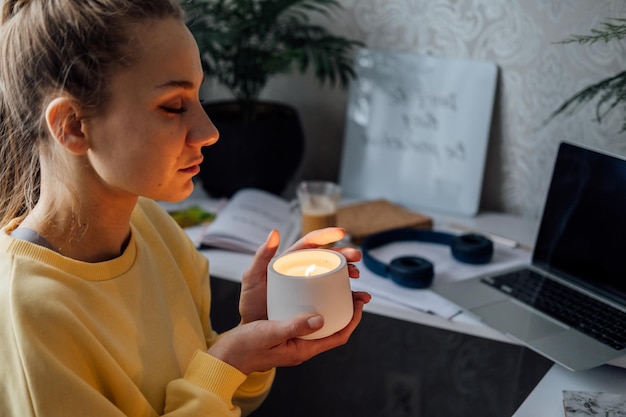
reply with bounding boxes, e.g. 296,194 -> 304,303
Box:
339,49 -> 498,216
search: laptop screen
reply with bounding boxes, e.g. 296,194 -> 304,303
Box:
532,142 -> 626,306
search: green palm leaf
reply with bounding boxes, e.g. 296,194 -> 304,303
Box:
549,18 -> 626,131
184,0 -> 363,118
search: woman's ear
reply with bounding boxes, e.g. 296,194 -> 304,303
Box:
45,97 -> 89,155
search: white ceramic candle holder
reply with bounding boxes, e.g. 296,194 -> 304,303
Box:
267,249 -> 353,340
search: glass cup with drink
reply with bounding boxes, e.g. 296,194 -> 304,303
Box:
296,181 -> 341,239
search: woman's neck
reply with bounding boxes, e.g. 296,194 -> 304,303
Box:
19,193 -> 136,263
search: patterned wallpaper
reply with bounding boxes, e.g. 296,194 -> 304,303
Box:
206,0 -> 626,219
342,0 -> 626,219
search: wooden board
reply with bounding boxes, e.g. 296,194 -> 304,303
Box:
339,48 -> 498,217
337,199 -> 432,244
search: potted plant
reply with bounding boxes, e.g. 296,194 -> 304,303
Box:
548,18 -> 626,132
184,0 -> 363,197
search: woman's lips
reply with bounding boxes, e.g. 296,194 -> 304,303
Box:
180,164 -> 201,175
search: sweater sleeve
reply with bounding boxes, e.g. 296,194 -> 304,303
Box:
164,351 -> 275,417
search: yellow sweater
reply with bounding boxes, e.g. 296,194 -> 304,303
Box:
0,198 -> 274,417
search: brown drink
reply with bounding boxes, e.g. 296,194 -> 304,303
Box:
297,181 -> 341,238
301,209 -> 337,236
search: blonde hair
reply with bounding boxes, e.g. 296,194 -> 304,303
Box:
0,0 -> 184,225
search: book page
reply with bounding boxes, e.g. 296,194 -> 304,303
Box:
200,188 -> 299,253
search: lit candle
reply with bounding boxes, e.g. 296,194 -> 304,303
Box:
267,249 -> 353,339
284,264 -> 331,277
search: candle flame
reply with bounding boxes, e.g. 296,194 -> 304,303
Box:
305,264 -> 316,277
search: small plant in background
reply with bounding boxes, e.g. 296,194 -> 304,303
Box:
548,18 -> 626,131
184,0 -> 363,121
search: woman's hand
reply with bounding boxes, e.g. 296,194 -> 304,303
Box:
226,227 -> 371,374
238,227 -> 363,325
208,291 -> 371,375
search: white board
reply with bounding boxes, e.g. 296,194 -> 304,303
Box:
339,49 -> 498,217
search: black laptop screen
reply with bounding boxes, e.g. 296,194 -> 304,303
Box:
532,142 -> 626,306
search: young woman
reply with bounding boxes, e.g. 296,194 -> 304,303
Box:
0,1 -> 371,416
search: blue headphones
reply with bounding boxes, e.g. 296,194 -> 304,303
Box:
361,228 -> 493,288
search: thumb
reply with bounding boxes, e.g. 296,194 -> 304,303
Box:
255,229 -> 280,261
278,313 -> 325,340
243,229 -> 280,286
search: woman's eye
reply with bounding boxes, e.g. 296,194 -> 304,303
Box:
161,106 -> 187,114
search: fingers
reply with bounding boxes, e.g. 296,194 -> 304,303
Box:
353,290 -> 372,305
239,229 -> 280,324
279,292 -> 370,344
243,229 -> 280,283
333,246 -> 362,278
277,313 -> 326,340
287,227 -> 346,250
256,228 -> 280,259
210,314 -> 327,373
285,228 -> 362,275
210,292 -> 372,375
347,263 -> 359,278
300,292 -> 371,346
333,246 -> 361,262
301,291 -> 371,354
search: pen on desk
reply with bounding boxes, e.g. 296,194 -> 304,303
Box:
484,233 -> 519,248
447,310 -> 463,321
381,297 -> 441,317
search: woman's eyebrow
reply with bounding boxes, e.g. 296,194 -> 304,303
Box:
155,80 -> 195,90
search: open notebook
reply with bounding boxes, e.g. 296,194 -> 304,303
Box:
433,141 -> 626,371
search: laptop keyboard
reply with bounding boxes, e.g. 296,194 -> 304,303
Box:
481,269 -> 626,350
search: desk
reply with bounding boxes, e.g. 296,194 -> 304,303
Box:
209,276 -> 552,416
202,249 -> 626,416
170,191 -> 626,416
514,363 -> 626,416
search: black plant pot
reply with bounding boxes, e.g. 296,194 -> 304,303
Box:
199,101 -> 305,198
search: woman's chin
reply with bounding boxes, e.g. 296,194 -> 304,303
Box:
153,181 -> 195,203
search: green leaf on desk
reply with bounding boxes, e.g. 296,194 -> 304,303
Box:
168,206 -> 215,228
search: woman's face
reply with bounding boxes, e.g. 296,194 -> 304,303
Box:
83,17 -> 218,203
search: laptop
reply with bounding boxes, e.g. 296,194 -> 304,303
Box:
432,141 -> 626,371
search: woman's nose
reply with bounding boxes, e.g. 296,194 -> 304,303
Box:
188,105 -> 219,147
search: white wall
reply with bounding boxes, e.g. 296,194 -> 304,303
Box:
202,0 -> 626,220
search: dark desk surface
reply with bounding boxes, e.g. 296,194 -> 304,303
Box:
210,277 -> 553,417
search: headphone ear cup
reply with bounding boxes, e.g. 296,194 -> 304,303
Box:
360,228 -> 494,289
388,256 -> 434,288
450,233 -> 493,264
